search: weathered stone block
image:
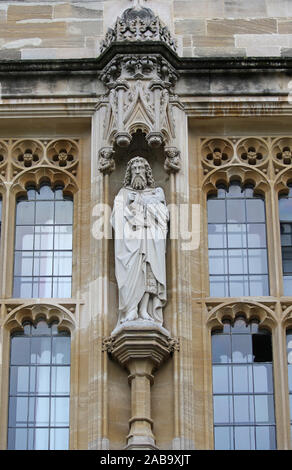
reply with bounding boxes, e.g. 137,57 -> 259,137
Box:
0,49 -> 21,60
266,0 -> 292,17
67,20 -> 103,37
193,46 -> 246,57
235,34 -> 292,48
0,22 -> 67,40
42,37 -> 85,48
281,48 -> 292,57
245,46 -> 281,57
174,0 -> 224,18
224,0 -> 267,17
182,47 -> 193,57
207,18 -> 277,36
53,3 -> 102,19
278,21 -> 292,34
175,19 -> 206,35
192,35 -> 235,47
182,36 -> 192,47
7,5 -> 53,22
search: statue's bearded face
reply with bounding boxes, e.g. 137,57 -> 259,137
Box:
130,160 -> 147,190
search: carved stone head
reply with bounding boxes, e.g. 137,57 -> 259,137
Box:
124,156 -> 155,189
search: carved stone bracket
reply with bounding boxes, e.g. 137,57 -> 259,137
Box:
104,321 -> 177,449
164,147 -> 181,173
98,147 -> 116,174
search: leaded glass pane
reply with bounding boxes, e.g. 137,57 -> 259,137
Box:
13,184 -> 73,298
212,319 -> 276,450
8,321 -> 71,450
279,189 -> 292,295
208,183 -> 269,297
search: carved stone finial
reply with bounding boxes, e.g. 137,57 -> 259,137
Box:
98,147 -> 115,174
100,3 -> 176,53
164,147 -> 181,173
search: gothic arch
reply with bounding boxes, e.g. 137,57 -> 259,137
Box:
206,301 -> 277,332
10,166 -> 78,198
274,167 -> 292,196
202,165 -> 269,197
4,302 -> 76,334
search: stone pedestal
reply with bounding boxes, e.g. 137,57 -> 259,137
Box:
107,321 -> 176,450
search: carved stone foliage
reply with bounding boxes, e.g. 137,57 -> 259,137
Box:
12,139 -> 43,169
237,138 -> 268,168
272,138 -> 292,174
100,5 -> 176,53
201,139 -> 234,173
200,136 -> 292,177
47,139 -> 78,174
3,138 -> 80,181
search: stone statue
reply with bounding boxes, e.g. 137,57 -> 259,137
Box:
111,156 -> 169,326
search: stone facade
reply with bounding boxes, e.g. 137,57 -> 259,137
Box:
0,0 -> 292,60
0,0 -> 292,452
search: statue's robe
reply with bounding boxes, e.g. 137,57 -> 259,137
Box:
111,186 -> 169,325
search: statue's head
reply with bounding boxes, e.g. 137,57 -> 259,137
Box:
124,156 -> 155,190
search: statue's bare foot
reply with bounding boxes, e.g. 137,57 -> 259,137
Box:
122,309 -> 138,322
139,311 -> 152,321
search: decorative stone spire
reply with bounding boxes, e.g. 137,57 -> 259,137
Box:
100,2 -> 176,53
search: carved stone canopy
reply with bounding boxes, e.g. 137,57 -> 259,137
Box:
100,4 -> 177,53
98,3 -> 182,175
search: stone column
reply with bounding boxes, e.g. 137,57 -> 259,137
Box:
105,321 -> 177,450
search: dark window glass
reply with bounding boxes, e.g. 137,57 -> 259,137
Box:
7,320 -> 70,450
13,185 -> 73,298
212,317 -> 276,450
207,182 -> 269,297
279,187 -> 292,295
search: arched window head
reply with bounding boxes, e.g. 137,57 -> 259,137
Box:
7,319 -> 71,450
212,316 -> 276,450
13,184 -> 73,298
207,181 -> 269,297
279,184 -> 292,295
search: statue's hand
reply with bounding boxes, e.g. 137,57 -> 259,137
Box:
128,192 -> 136,204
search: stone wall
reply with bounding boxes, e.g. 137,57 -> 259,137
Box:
1,0 -> 292,60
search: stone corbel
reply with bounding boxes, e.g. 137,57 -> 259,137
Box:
104,322 -> 177,450
98,147 -> 116,175
164,147 -> 181,174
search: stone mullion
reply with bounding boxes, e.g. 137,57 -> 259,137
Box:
266,179 -> 282,297
272,306 -> 290,449
172,108 -> 195,449
2,184 -> 16,299
87,107 -> 109,449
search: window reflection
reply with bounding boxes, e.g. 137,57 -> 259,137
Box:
8,320 -> 70,450
207,182 -> 269,297
279,186 -> 292,295
13,184 -> 73,298
212,317 -> 276,450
